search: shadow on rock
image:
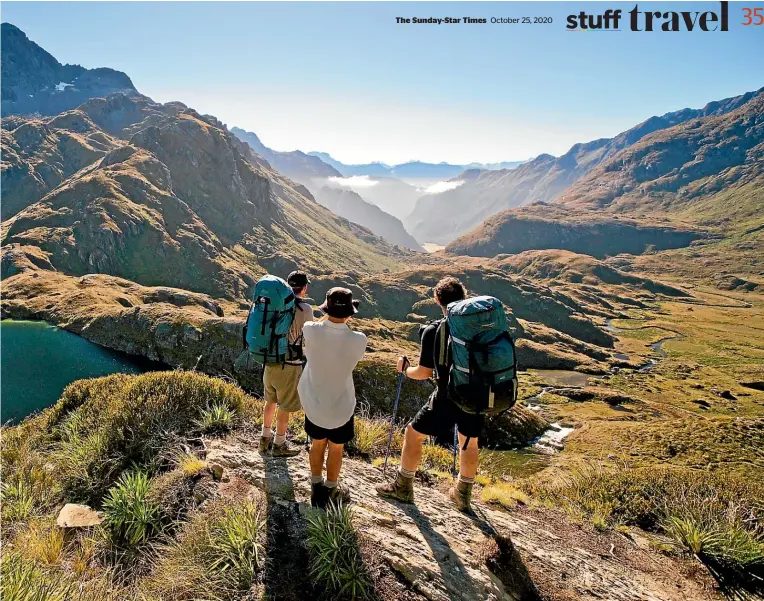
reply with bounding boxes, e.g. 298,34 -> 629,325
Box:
400,503 -> 485,601
262,454 -> 313,601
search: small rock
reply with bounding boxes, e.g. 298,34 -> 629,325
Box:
711,389 -> 736,400
56,503 -> 103,528
210,463 -> 225,481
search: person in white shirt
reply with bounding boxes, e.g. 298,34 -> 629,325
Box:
298,287 -> 367,507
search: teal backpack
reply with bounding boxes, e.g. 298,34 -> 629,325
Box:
243,275 -> 296,365
436,296 -> 518,416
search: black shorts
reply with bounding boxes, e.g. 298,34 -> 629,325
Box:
410,393 -> 484,439
304,414 -> 355,445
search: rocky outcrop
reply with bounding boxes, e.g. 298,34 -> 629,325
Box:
206,438 -> 719,601
493,250 -> 689,296
1,23 -> 139,117
0,111 -> 122,219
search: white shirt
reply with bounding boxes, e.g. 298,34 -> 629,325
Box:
298,319 -> 367,429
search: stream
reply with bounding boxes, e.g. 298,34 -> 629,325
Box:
604,317 -> 685,371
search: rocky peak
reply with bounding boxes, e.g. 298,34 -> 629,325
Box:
1,23 -> 138,117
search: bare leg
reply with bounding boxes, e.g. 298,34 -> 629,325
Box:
309,438 -> 328,479
262,400 -> 277,432
400,424 -> 427,473
457,433 -> 479,479
275,409 -> 291,437
326,442 -> 345,482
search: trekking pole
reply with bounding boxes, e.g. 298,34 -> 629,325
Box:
383,358 -> 407,476
452,424 -> 458,479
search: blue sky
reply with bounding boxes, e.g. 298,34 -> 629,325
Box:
3,2 -> 761,164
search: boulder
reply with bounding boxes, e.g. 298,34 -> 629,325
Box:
56,503 -> 103,528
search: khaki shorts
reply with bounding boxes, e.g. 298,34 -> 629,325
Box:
263,363 -> 303,412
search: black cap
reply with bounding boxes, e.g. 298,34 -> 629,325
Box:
319,287 -> 360,318
287,270 -> 310,289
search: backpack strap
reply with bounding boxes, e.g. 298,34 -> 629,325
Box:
260,297 -> 270,336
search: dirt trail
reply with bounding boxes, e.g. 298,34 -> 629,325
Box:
207,437 -> 720,601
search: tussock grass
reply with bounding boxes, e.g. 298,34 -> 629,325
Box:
348,406 -> 403,458
521,464 -> 764,585
174,451 -> 207,477
421,441 -> 456,472
480,483 -> 530,510
194,401 -> 236,434
0,553 -> 129,601
307,503 -> 372,600
15,521 -> 65,566
143,497 -> 266,600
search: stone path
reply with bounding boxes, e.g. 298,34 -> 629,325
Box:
207,438 -> 718,601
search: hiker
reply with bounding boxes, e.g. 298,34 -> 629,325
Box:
377,277 -> 518,512
246,271 -> 314,457
298,287 -> 367,508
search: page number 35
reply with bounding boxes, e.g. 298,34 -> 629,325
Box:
742,7 -> 764,25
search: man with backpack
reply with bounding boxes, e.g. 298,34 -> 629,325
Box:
298,288 -> 367,507
245,271 -> 313,457
377,277 -> 517,512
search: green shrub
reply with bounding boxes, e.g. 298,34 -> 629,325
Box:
3,371 -> 254,505
307,503 -> 372,600
103,471 -> 162,549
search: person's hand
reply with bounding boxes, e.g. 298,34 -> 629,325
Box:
396,356 -> 410,373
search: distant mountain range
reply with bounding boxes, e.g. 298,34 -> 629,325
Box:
231,127 -> 423,250
409,86 -> 764,245
307,151 -> 525,180
1,23 -> 139,117
230,127 -> 341,180
446,89 -> 763,259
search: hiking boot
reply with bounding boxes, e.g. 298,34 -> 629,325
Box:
326,484 -> 351,506
376,473 -> 414,504
258,435 -> 272,454
311,482 -> 329,508
271,439 -> 300,458
449,479 -> 473,513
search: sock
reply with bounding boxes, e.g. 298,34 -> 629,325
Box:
274,433 -> 286,446
261,424 -> 272,438
458,474 -> 475,485
310,475 -> 324,485
398,466 -> 416,481
325,480 -> 338,489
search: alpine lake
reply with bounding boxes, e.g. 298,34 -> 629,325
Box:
0,320 -> 164,423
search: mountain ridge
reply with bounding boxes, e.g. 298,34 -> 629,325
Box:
1,22 -> 139,117
307,150 -> 525,179
231,127 -> 424,250
408,86 -> 764,245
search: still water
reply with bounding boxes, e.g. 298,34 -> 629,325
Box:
1,320 -> 161,423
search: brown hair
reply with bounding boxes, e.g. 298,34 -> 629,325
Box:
434,277 -> 466,307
